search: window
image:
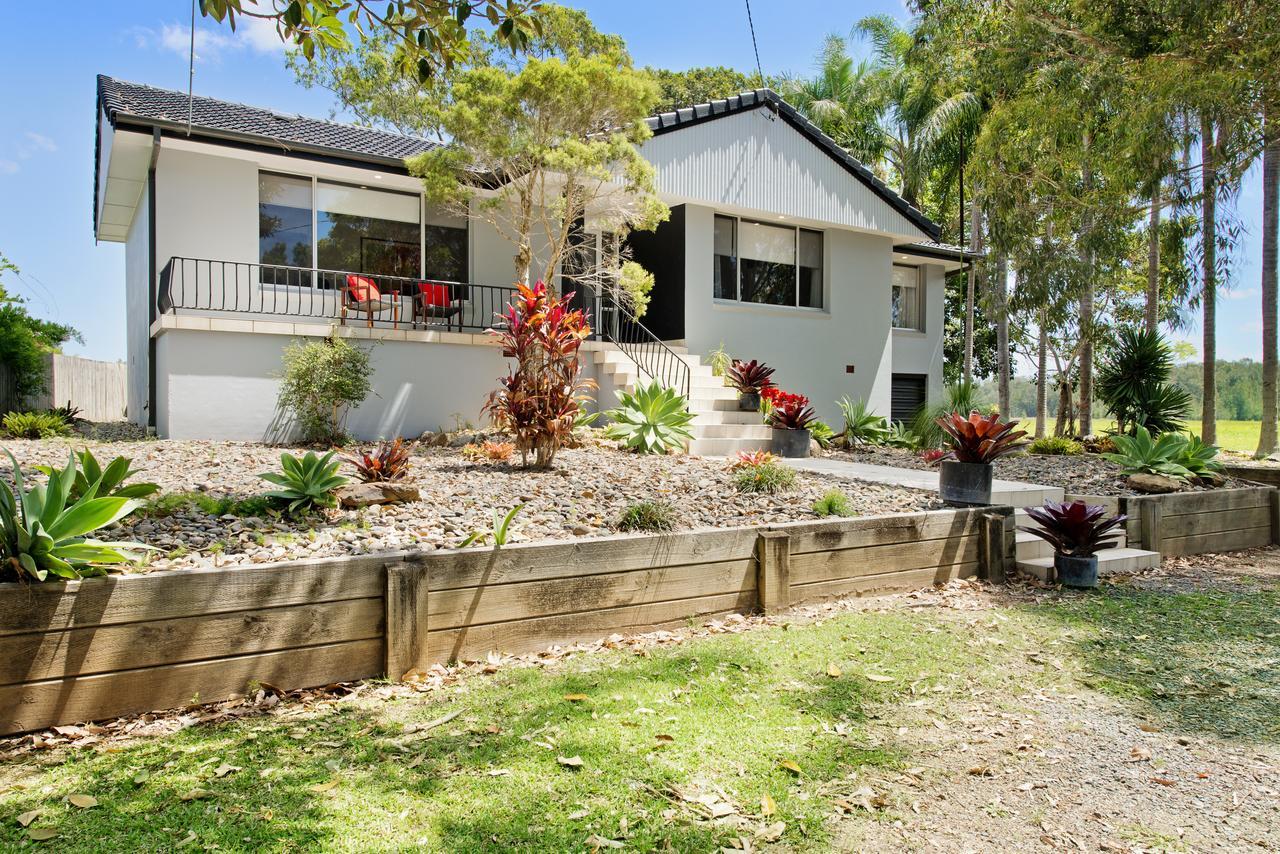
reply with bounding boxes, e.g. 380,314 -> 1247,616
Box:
317,182 -> 420,280
423,209 -> 469,283
892,264 -> 921,330
259,173 -> 313,285
713,215 -> 822,309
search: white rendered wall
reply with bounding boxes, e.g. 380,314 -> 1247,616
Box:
679,203 -> 894,427
123,184 -> 150,425
889,264 -> 946,405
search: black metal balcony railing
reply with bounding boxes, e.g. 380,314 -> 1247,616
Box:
157,256 -> 690,399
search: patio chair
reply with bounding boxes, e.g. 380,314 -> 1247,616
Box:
412,281 -> 463,331
341,274 -> 400,329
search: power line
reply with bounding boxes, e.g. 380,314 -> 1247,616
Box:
744,0 -> 764,88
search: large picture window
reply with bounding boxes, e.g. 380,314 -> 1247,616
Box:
713,215 -> 822,309
891,264 -> 921,330
317,182 -> 420,280
259,173 -> 313,285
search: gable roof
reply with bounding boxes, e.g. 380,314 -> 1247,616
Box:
647,89 -> 940,241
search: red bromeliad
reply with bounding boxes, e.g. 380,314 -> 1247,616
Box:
761,387 -> 808,410
935,410 -> 1028,464
484,281 -> 595,469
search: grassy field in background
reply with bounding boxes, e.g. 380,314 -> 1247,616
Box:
1093,419 -> 1264,453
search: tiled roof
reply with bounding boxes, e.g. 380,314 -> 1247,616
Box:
894,240 -> 984,260
97,75 -> 438,162
646,89 -> 941,241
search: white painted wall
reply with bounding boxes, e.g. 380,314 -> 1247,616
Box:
679,203 -> 894,427
154,328 -> 509,441
890,264 -> 946,405
124,182 -> 150,425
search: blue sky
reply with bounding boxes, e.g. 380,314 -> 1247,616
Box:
0,0 -> 1266,368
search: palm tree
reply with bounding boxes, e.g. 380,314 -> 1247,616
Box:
1258,105 -> 1279,458
777,35 -> 885,169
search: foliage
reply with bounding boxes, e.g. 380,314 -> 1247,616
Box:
731,457 -> 796,494
460,440 -> 517,463
836,397 -> 889,446
724,359 -> 774,395
1097,328 -> 1192,436
0,448 -> 149,582
809,420 -> 835,449
139,491 -> 275,520
936,411 -> 1028,464
1175,434 -> 1224,477
603,380 -> 694,455
0,256 -> 81,402
919,448 -> 945,464
1101,426 -> 1193,480
2,411 -> 72,440
616,500 -> 677,533
616,261 -> 654,318
643,65 -> 756,113
277,336 -> 372,445
1020,500 -> 1126,557
812,489 -> 856,518
728,450 -> 778,470
485,281 -> 594,468
908,382 -> 978,451
1027,436 -> 1083,456
48,402 -> 82,424
884,420 -> 921,450
343,438 -> 414,482
259,451 -> 349,514
767,394 -> 818,431
458,503 -> 524,549
34,449 -> 159,501
707,342 -> 733,384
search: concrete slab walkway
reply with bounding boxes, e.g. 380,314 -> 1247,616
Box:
780,456 -> 1064,507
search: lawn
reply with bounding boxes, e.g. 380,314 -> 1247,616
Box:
3,559 -> 1279,851
1093,418 -> 1266,453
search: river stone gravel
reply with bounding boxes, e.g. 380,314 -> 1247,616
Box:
1,435 -> 940,573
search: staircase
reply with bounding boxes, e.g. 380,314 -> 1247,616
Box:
591,344 -> 773,456
1013,488 -> 1161,582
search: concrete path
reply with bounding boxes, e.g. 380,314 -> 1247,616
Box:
780,456 -> 1064,508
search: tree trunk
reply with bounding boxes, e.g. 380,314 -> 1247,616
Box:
1079,130 -> 1095,438
1035,312 -> 1048,439
964,198 -> 982,384
1258,107 -> 1279,458
996,255 -> 1011,418
1201,114 -> 1218,444
1055,377 -> 1072,437
1146,180 -> 1161,332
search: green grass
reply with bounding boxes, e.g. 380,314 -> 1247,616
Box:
1093,418 -> 1265,453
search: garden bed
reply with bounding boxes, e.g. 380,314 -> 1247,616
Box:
1,436 -> 940,572
824,445 -> 1251,496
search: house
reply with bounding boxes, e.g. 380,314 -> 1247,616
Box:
94,75 -> 971,448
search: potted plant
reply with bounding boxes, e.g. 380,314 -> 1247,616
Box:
726,359 -> 775,411
935,410 -> 1027,506
765,388 -> 817,458
1020,500 -> 1127,588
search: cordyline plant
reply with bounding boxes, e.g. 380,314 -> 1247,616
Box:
1020,500 -> 1127,557
484,281 -> 595,469
936,410 -> 1028,464
726,359 -> 775,394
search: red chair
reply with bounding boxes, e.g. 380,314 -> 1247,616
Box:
341,274 -> 400,329
412,281 -> 463,331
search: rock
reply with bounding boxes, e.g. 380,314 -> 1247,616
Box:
1126,473 -> 1182,494
1195,471 -> 1227,488
336,482 -> 422,508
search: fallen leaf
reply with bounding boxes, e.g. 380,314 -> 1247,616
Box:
485,725 -> 502,734
757,821 -> 786,842
1139,723 -> 1161,733
967,766 -> 992,777
1152,777 -> 1176,787
585,834 -> 625,849
568,809 -> 590,820
760,793 -> 777,816
132,770 -> 151,786
27,828 -> 58,842
308,779 -> 340,794
826,663 -> 842,678
68,795 -> 97,809
864,673 -> 894,683
778,760 -> 802,776
213,763 -> 240,778
16,810 -> 40,827
655,734 -> 674,743
179,789 -> 213,802
486,769 -> 511,777
564,694 -> 589,702
558,755 -> 585,769
1129,746 -> 1152,762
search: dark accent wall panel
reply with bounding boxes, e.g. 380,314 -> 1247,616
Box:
626,204 -> 685,340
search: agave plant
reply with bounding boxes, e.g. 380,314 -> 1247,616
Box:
884,421 -> 921,450
1176,434 -> 1224,477
604,380 -> 696,454
1020,500 -> 1127,557
1,449 -> 150,582
725,359 -> 775,394
936,411 -> 1027,464
343,438 -> 414,483
1101,425 -> 1192,480
260,450 -> 349,514
836,397 -> 889,446
35,448 -> 159,501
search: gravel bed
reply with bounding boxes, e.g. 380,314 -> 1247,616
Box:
824,445 -> 1250,496
1,436 -> 940,573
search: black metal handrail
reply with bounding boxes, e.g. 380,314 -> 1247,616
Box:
592,288 -> 692,401
157,256 -> 517,333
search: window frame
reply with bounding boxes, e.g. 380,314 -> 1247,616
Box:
891,263 -> 924,332
712,214 -> 824,311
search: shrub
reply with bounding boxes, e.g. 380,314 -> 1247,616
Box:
1101,425 -> 1192,480
729,450 -> 778,469
1177,434 -> 1224,477
34,448 -> 159,501
732,458 -> 796,494
616,500 -> 677,532
277,336 -> 372,445
884,421 -> 921,450
936,411 -> 1027,464
485,281 -> 594,469
1096,327 -> 1192,436
0,448 -> 150,582
725,359 -> 775,395
260,450 -> 349,514
764,389 -> 817,430
458,504 -> 524,549
908,381 -> 978,450
812,489 -> 855,517
919,448 -> 945,464
141,491 -> 274,519
836,397 -> 889,446
47,402 -> 82,425
604,380 -> 695,454
809,420 -> 835,449
1019,500 -> 1127,557
708,341 -> 733,384
344,438 -> 414,482
3,411 -> 72,439
461,440 -> 516,463
1027,436 -> 1083,456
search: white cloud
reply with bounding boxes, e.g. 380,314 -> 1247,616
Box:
23,132 -> 56,153
1223,287 -> 1261,301
134,17 -> 286,63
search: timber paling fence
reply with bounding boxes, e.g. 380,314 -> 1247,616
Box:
0,354 -> 127,422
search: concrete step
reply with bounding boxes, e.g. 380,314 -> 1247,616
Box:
687,436 -> 773,457
690,422 -> 774,440
1016,547 -> 1160,583
688,408 -> 766,426
606,368 -> 729,391
687,386 -> 740,403
1014,511 -> 1128,562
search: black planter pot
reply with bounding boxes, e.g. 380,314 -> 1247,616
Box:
771,427 -> 811,458
938,459 -> 993,506
1054,553 -> 1098,588
738,391 -> 761,411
